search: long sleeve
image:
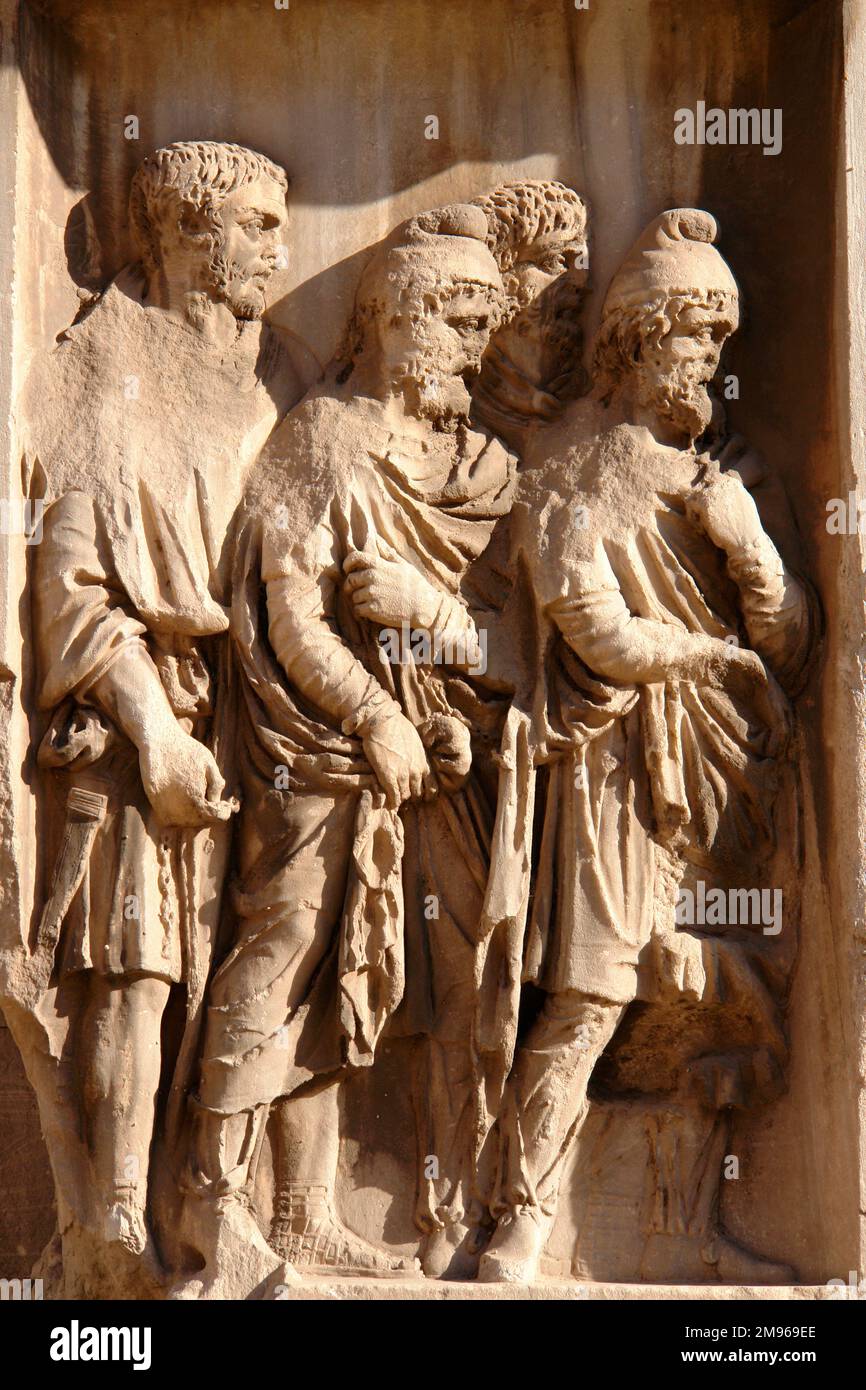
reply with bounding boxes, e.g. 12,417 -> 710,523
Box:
34,489 -> 148,711
725,534 -> 814,692
262,506 -> 400,735
546,556 -> 720,687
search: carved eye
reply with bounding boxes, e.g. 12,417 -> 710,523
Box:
538,253 -> 567,276
447,315 -> 487,335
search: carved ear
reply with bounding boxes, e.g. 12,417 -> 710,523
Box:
177,201 -> 215,245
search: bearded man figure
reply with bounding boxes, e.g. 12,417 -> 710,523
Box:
17,141 -> 298,1295
314,181 -> 591,1278
183,203 -> 516,1291
469,209 -> 817,1284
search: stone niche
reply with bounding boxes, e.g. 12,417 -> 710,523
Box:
0,0 -> 863,1300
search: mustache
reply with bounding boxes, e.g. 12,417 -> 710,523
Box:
640,364 -> 713,437
208,253 -> 273,309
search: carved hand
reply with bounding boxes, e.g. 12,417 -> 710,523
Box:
344,542 -> 440,630
686,463 -> 765,555
711,644 -> 792,754
652,929 -> 707,1003
712,641 -> 768,689
419,713 -> 472,794
362,708 -> 434,808
139,724 -> 237,828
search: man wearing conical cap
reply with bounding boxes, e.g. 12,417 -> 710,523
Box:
185,202 -> 519,1286
462,208 -> 817,1281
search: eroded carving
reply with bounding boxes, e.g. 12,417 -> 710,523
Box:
474,209 -> 816,1284
4,158 -> 820,1299
12,141 -> 296,1296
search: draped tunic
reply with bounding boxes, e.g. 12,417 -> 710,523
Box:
26,268 -> 298,986
196,384 -> 516,1112
476,396 -> 816,1090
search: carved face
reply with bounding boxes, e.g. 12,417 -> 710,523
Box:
207,176 -> 288,319
497,236 -> 588,387
511,234 -> 587,305
381,281 -> 499,425
636,303 -> 734,441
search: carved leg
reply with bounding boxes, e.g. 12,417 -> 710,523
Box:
403,793 -> 494,1279
268,1085 -> 413,1277
479,990 -> 625,1284
171,1103 -> 296,1300
79,971 -> 171,1255
413,1036 -> 493,1279
175,792 -> 385,1294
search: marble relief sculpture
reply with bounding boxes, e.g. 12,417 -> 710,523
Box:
3,146 -> 818,1297
475,209 -> 817,1284
180,201 -> 516,1294
9,141 -> 298,1296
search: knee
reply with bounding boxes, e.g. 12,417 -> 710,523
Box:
86,972 -> 168,1028
124,974 -> 172,1016
209,908 -> 326,1017
543,990 -> 621,1051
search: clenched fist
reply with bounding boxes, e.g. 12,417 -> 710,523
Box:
362,708 -> 434,808
419,713 -> 472,795
344,540 -> 441,630
139,725 -> 237,828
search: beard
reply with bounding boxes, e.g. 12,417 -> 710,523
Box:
637,359 -> 714,441
394,355 -> 476,432
209,252 -> 268,321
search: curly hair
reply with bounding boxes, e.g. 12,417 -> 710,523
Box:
472,180 -> 587,269
593,289 -> 738,401
339,271 -> 502,375
337,204 -> 502,373
129,141 -> 288,275
471,179 -> 588,317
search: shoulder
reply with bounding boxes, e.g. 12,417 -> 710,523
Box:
255,390 -> 340,484
244,388 -> 370,540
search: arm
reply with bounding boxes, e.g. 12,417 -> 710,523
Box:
724,538 -> 811,686
686,464 -> 813,688
264,537 -> 402,736
262,514 -> 431,806
547,563 -> 762,688
35,490 -> 232,826
342,540 -> 486,674
34,490 -> 149,711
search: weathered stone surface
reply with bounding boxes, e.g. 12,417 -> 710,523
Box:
0,0 -> 861,1302
0,1021 -> 54,1277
